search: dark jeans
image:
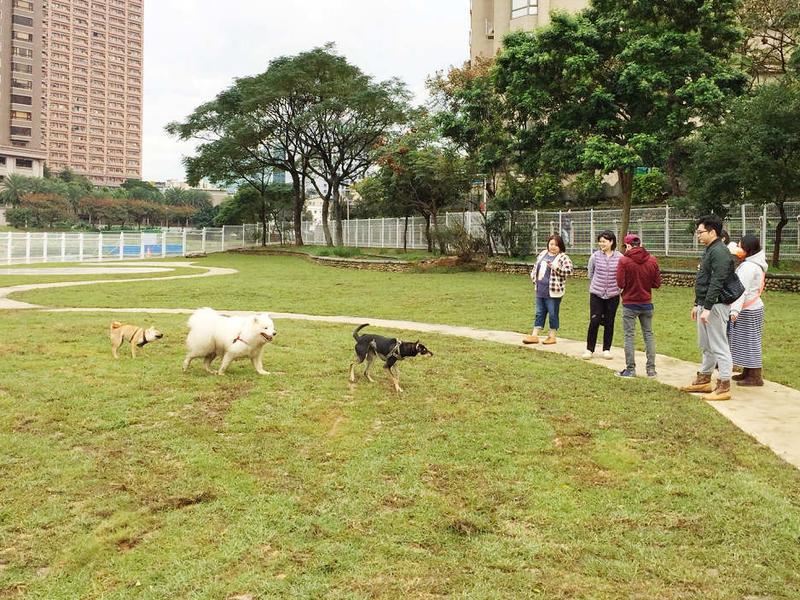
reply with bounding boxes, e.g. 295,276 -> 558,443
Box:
586,294 -> 620,352
534,296 -> 562,330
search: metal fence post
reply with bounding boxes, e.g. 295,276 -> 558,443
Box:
589,209 -> 595,249
761,204 -> 768,248
162,230 -> 167,258
182,228 -> 188,256
140,232 -> 145,259
42,232 -> 48,262
78,232 -> 84,262
119,232 -> 124,260
25,232 -> 31,264
201,227 -> 207,253
664,205 -> 670,256
6,233 -> 11,264
242,224 -> 246,248
381,217 -> 385,248
638,219 -> 643,241
61,232 -> 66,262
98,232 -> 103,261
741,204 -> 747,236
368,218 -> 372,248
221,227 -> 225,252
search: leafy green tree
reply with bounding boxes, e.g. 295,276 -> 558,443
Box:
216,183 -> 293,244
687,79 -> 800,264
0,173 -> 35,207
738,0 -> 800,85
495,1 -> 747,239
121,179 -> 163,203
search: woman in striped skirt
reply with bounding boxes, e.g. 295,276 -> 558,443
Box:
729,235 -> 768,386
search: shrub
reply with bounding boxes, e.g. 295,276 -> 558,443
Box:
632,170 -> 668,205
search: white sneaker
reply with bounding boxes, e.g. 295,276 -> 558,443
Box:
581,350 -> 593,360
602,350 -> 612,360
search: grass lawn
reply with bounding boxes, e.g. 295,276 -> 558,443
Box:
9,252 -> 800,390
0,262 -> 201,288
1,310 -> 799,598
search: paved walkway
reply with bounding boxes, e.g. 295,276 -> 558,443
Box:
2,262 -> 799,468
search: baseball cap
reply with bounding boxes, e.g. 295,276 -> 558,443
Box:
623,233 -> 640,245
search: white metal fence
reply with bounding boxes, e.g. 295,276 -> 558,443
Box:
4,203 -> 800,265
294,202 -> 800,258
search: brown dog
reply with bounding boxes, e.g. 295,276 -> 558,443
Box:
110,321 -> 163,358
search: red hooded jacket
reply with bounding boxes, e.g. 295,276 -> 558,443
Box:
616,246 -> 661,305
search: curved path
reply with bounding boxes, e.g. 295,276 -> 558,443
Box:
2,261 -> 800,469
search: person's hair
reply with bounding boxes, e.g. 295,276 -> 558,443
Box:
721,229 -> 730,245
696,214 -> 723,236
739,234 -> 761,257
597,230 -> 617,251
547,234 -> 566,253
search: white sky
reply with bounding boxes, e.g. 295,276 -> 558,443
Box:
142,0 -> 470,181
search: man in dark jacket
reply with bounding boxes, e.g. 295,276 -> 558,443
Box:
680,215 -> 735,401
616,233 -> 661,378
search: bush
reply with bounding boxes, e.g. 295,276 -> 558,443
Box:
432,223 -> 488,262
632,170 -> 668,205
316,246 -> 362,258
565,171 -> 605,206
486,212 -> 532,259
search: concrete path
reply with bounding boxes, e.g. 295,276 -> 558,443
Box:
2,261 -> 799,469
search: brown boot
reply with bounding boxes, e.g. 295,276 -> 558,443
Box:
732,368 -> 749,382
522,334 -> 539,344
680,372 -> 713,393
737,367 -> 764,387
702,379 -> 732,401
542,332 -> 557,345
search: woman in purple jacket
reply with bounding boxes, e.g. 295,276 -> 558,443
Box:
582,231 -> 623,359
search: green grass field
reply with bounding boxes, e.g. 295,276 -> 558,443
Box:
8,252 -> 799,390
1,308 -> 799,598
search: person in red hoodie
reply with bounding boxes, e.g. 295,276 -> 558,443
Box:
615,233 -> 661,378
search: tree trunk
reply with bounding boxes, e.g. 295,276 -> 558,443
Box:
431,211 -> 446,254
772,200 -> 788,266
403,214 -> 409,252
291,172 -> 304,246
424,214 -> 433,252
618,167 -> 634,242
260,200 -> 268,247
332,183 -> 344,246
321,195 -> 333,246
665,152 -> 683,197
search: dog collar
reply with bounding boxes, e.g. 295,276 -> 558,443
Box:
137,330 -> 149,347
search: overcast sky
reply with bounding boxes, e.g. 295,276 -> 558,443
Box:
142,0 -> 470,182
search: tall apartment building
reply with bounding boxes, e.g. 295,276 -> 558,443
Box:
470,0 -> 587,61
0,0 -> 143,187
0,0 -> 47,178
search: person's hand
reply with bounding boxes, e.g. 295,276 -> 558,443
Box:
691,306 -> 698,321
700,308 -> 711,324
730,311 -> 738,323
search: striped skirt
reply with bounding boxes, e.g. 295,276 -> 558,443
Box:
728,307 -> 764,368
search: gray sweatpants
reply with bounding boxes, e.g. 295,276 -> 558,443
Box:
622,306 -> 656,372
697,303 -> 732,380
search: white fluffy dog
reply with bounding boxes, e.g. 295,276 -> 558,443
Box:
182,307 -> 277,375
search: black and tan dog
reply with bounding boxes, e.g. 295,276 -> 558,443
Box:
110,321 -> 163,358
349,323 -> 433,393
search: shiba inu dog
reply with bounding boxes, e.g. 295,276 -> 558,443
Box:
110,321 -> 163,358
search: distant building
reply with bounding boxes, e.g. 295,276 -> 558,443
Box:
0,0 -> 144,187
470,0 -> 588,61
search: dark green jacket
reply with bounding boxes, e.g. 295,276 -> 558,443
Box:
695,238 -> 734,309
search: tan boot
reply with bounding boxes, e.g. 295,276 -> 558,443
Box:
702,379 -> 732,401
542,331 -> 557,345
737,367 -> 764,387
522,334 -> 539,344
680,372 -> 713,393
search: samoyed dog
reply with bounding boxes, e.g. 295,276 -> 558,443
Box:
182,307 -> 277,375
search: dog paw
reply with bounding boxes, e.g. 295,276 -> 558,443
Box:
256,370 -> 271,376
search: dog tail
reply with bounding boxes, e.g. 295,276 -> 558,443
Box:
353,323 -> 369,341
110,321 -> 122,330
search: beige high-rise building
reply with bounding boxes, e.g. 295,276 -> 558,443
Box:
0,0 -> 143,187
470,0 -> 588,61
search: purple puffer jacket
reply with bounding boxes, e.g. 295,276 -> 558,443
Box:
587,250 -> 622,299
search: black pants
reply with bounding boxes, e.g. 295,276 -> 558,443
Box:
586,294 -> 620,352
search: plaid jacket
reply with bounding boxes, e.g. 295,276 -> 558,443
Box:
531,251 -> 574,298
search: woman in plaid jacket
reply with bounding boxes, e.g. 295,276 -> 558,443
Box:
523,234 -> 574,345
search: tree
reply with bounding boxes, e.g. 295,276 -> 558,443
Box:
297,47 -> 411,246
121,179 -> 163,203
495,1 -> 747,239
687,79 -> 800,265
0,173 -> 35,207
6,194 -> 75,228
217,183 -> 293,245
738,0 -> 800,85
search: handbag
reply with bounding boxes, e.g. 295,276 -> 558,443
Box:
718,270 -> 745,305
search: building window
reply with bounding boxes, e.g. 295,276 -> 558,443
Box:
11,94 -> 32,106
12,30 -> 33,42
0,158 -> 6,165
11,110 -> 32,121
11,62 -> 33,74
16,159 -> 33,169
11,15 -> 34,27
10,126 -> 32,137
13,0 -> 34,10
511,0 -> 538,18
12,78 -> 33,90
12,141 -> 29,148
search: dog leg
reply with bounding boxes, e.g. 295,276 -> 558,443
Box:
252,346 -> 269,375
130,341 -> 137,358
388,365 -> 403,393
364,353 -> 376,383
182,354 -> 193,372
217,352 -> 235,375
203,354 -> 217,374
111,338 -> 121,359
349,352 -> 365,383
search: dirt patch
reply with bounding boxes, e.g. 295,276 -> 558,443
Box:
187,381 -> 255,427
